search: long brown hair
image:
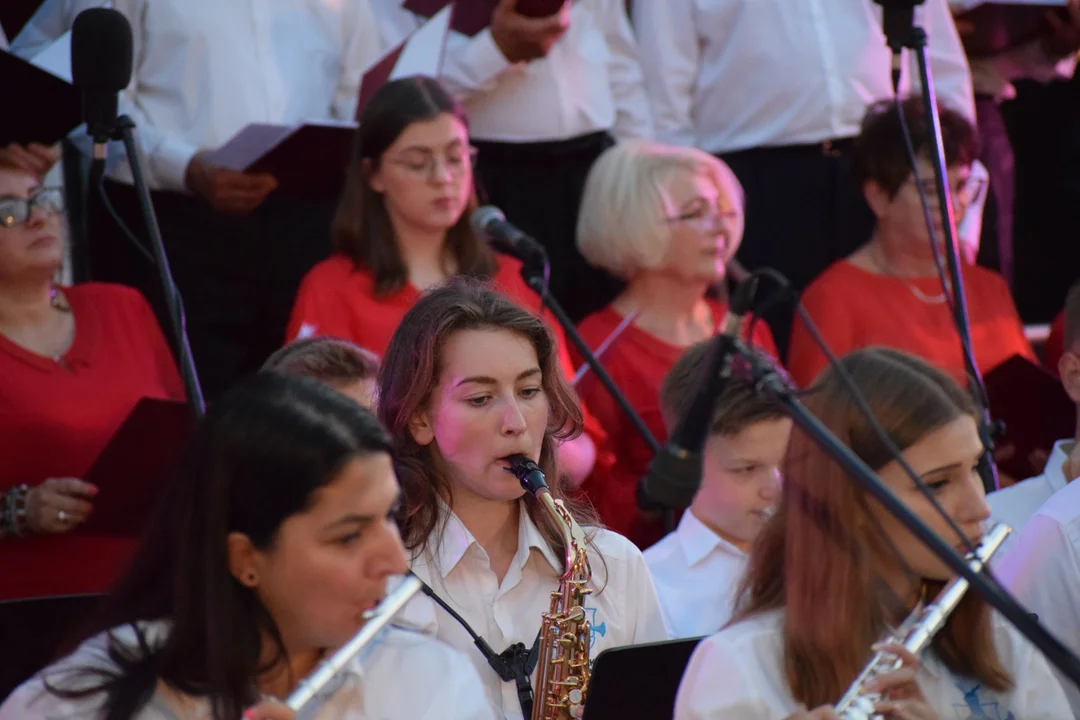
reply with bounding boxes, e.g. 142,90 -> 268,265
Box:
733,347 -> 1010,708
332,76 -> 496,297
377,278 -> 598,560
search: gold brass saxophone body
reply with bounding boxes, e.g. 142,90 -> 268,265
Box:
506,454 -> 594,720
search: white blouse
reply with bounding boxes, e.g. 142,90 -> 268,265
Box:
674,609 -> 1071,719
402,502 -> 669,719
0,621 -> 494,719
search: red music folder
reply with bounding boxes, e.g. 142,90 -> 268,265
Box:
985,354 -> 1075,482
0,49 -> 80,145
199,121 -> 357,195
404,0 -> 565,37
953,1 -> 1070,58
77,398 -> 195,539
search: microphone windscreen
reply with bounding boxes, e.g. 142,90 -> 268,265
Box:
71,8 -> 134,92
470,205 -> 505,236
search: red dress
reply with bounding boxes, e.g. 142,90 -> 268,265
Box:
788,260 -> 1036,389
572,300 -> 778,550
0,284 -> 184,600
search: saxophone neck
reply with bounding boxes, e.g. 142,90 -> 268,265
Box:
535,490 -> 591,580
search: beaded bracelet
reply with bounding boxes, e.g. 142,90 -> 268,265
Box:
3,484 -> 29,537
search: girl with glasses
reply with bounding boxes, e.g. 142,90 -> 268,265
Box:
287,76 -> 600,488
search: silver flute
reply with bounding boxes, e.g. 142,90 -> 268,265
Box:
285,574 -> 423,713
835,522 -> 1011,720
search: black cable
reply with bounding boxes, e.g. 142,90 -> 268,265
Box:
96,177 -> 154,264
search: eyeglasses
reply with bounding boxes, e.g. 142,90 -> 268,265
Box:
386,147 -> 479,180
0,188 -> 66,228
664,205 -> 739,229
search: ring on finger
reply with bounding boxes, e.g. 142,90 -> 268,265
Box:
58,509 -> 68,524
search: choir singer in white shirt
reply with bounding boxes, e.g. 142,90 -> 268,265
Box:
995,279 -> 1080,716
632,0 -> 975,357
0,373 -> 494,720
643,340 -> 790,640
84,0 -> 383,401
376,279 -> 668,719
674,347 -> 1070,720
374,0 -> 653,322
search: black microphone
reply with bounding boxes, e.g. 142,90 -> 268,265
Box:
71,8 -> 134,156
470,206 -> 547,264
636,277 -> 759,510
872,0 -> 924,90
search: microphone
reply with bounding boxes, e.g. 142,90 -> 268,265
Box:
71,8 -> 134,158
636,277 -> 759,511
470,206 -> 547,264
872,0 -> 924,90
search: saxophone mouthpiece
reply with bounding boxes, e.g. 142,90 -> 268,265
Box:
503,454 -> 549,496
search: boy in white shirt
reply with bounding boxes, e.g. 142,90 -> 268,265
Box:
996,279 -> 1080,715
989,279 -> 1080,546
643,340 -> 791,639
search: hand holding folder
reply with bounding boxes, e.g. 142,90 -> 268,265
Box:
77,398 -> 195,539
198,121 -> 357,197
404,0 -> 567,38
985,354 -> 1075,482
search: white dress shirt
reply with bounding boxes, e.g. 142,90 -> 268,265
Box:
643,510 -> 747,640
997,468 -> 1080,716
373,0 -> 652,142
107,0 -> 382,192
989,439 -> 1073,555
674,609 -> 1071,719
0,621 -> 495,720
402,502 -> 668,719
632,0 -> 975,154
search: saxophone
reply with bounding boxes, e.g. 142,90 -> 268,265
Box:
834,522 -> 1011,720
506,454 -> 593,720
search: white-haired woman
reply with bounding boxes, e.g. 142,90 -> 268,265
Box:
573,140 -> 778,549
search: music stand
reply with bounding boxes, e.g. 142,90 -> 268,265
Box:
582,637 -> 703,719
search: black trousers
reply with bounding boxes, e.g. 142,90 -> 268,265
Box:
720,140 -> 876,360
473,131 -> 624,323
975,93 -> 1015,288
87,180 -> 338,401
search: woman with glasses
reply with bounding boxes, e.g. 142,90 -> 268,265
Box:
287,76 -> 599,486
787,98 -> 1035,391
572,140 -> 777,549
0,163 -> 183,597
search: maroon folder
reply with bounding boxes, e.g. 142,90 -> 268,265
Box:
404,0 -> 565,37
0,49 -> 80,146
77,398 -> 195,539
0,0 -> 46,41
954,2 -> 1070,58
985,354 -> 1075,482
200,121 -> 357,196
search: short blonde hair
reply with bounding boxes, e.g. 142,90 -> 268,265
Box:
576,140 -> 745,280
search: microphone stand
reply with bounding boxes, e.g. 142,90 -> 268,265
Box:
516,255 -> 673,532
875,0 -> 1000,494
110,116 -> 205,420
732,338 -> 1080,693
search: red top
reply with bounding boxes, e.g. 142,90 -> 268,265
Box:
0,283 -> 184,600
1044,310 -> 1066,378
572,301 -> 778,550
788,261 -> 1036,389
286,252 -> 607,443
